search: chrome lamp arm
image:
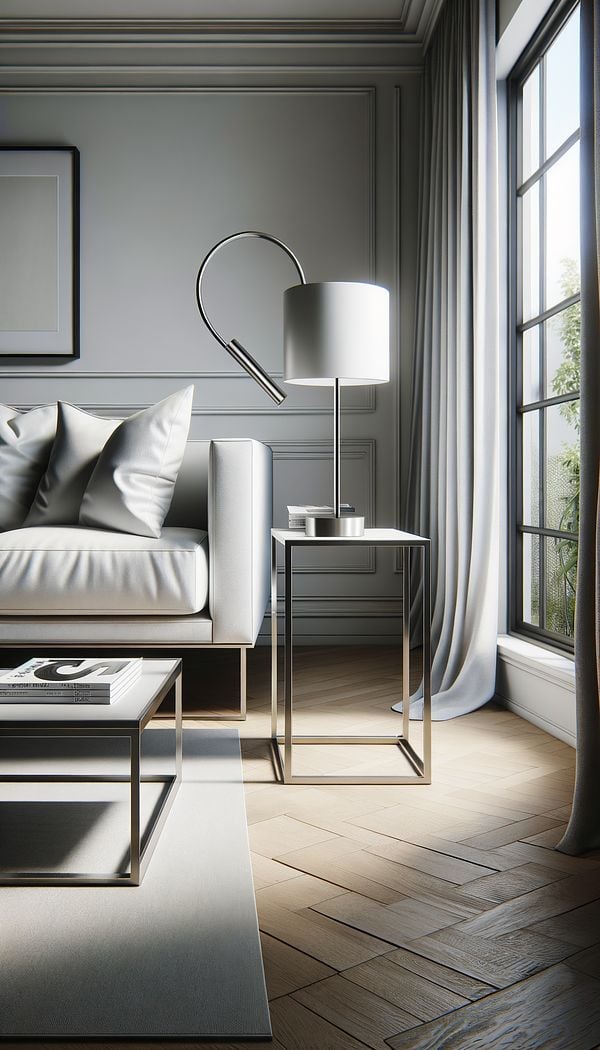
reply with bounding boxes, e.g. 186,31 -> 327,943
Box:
195,230 -> 307,405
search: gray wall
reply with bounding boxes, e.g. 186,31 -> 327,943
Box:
0,29 -> 422,643
497,0 -> 523,38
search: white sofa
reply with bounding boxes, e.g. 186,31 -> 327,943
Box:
0,438 -> 273,717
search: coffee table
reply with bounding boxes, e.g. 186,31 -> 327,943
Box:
0,658 -> 182,886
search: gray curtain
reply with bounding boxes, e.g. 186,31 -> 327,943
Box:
557,0 -> 600,855
398,0 -> 499,720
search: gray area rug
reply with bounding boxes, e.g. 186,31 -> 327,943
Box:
0,728 -> 271,1040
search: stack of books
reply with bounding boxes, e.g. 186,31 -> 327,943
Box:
0,657 -> 143,705
287,504 -> 355,529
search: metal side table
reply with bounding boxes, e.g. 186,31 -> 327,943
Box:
270,528 -> 431,785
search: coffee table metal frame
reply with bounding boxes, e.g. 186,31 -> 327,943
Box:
0,658 -> 182,887
270,528 -> 431,785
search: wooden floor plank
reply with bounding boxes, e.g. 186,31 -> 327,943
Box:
328,849 -> 494,919
292,974 -> 421,1049
494,839 -> 600,874
249,815 -> 337,858
251,852 -> 303,888
460,815 -> 563,850
455,870 -> 600,939
493,928 -> 580,969
255,873 -> 348,912
530,899 -> 600,948
312,891 -> 461,944
384,964 -> 600,1050
384,947 -> 495,1001
342,954 -> 470,1022
257,898 -> 393,969
524,824 -> 568,848
566,943 -> 600,979
345,802 -> 510,843
364,837 -> 497,883
378,829 -> 527,872
406,927 -> 544,987
268,996 -> 370,1050
275,842 -> 408,904
461,862 -> 568,903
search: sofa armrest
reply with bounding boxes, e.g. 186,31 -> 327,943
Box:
208,439 -> 272,645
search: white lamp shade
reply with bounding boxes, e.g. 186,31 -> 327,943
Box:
283,282 -> 390,386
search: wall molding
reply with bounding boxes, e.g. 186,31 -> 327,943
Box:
3,383 -> 376,417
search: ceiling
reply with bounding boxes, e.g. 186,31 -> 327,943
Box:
0,0 -> 444,43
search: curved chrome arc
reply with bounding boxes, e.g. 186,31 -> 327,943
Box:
195,230 -> 307,404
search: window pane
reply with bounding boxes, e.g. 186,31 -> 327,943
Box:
522,410 -> 540,526
522,182 -> 540,321
544,535 -> 577,637
544,401 -> 580,530
522,532 -> 540,626
546,299 -> 580,399
522,67 -> 540,182
545,8 -> 580,158
545,143 -> 580,311
522,326 -> 541,404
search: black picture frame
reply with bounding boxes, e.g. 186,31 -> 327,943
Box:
0,145 -> 79,358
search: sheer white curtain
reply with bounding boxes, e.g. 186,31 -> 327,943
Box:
558,0 -> 600,855
398,0 -> 500,720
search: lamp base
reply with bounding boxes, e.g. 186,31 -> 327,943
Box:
305,514 -> 365,537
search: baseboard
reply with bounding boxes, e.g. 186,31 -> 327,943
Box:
496,693 -> 576,747
496,635 -> 576,747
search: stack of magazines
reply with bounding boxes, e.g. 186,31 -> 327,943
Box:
287,504 -> 355,529
0,657 -> 143,705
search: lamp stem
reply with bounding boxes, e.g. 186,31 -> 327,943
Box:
333,377 -> 341,518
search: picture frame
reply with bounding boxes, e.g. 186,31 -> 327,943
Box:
0,146 -> 79,358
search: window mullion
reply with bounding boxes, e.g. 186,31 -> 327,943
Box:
538,54 -> 546,632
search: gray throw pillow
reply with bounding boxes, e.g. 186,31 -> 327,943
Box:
79,386 -> 194,538
0,403 -> 57,530
26,403 -> 120,527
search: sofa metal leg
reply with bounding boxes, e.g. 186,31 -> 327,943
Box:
239,646 -> 247,720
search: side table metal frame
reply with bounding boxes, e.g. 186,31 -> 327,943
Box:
270,530 -> 431,785
0,663 -> 182,886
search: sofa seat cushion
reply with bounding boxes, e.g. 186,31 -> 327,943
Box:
0,526 -> 209,615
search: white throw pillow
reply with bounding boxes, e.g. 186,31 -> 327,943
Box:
0,403 -> 57,530
26,403 -> 120,527
79,386 -> 194,538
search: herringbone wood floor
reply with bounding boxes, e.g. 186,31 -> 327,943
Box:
193,645 -> 600,1050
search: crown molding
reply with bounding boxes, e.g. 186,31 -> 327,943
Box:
0,17 -> 414,40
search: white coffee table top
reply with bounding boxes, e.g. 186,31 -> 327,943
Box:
0,658 -> 180,729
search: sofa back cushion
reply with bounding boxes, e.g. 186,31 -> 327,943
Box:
0,403 -> 57,530
80,386 -> 194,538
26,403 -> 119,527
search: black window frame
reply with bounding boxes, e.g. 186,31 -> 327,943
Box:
508,0 -> 580,653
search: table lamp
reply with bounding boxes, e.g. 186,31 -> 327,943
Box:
284,281 -> 389,536
196,231 -> 389,537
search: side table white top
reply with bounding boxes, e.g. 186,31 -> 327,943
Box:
272,528 -> 429,545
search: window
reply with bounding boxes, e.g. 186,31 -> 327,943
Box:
510,3 -> 581,649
